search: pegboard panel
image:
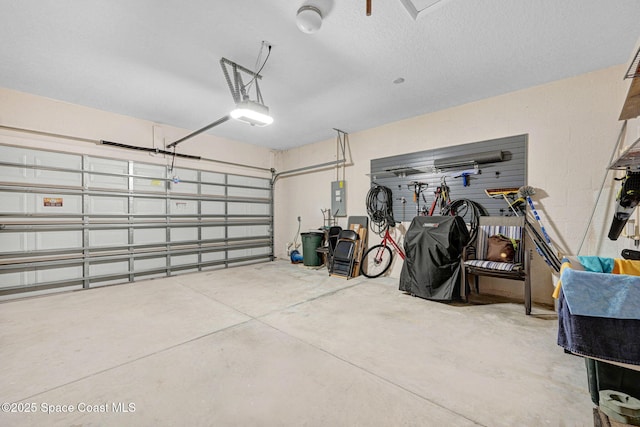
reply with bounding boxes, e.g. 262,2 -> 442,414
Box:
370,134 -> 527,222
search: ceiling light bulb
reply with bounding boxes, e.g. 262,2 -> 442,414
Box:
230,100 -> 274,127
296,5 -> 322,34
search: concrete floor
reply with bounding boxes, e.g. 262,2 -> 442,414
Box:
0,260 -> 593,426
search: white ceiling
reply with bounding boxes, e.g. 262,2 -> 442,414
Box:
1,1 -> 639,151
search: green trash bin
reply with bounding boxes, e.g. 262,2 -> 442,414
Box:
301,231 -> 324,266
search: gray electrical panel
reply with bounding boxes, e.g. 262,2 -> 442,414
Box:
331,180 -> 347,217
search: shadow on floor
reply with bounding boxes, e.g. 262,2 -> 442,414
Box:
401,291 -> 558,320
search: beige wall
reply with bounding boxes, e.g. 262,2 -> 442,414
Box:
2,63 -> 640,306
0,87 -> 275,176
274,64 -> 640,305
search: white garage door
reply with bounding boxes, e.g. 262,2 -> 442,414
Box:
0,144 -> 273,298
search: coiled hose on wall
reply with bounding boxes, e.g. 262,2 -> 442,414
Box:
367,183 -> 485,242
365,183 -> 396,236
442,198 -> 487,243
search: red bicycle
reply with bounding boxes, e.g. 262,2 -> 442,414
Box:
361,218 -> 405,278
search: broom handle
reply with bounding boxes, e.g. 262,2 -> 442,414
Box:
526,196 -> 556,252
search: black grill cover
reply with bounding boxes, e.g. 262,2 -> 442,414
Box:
399,216 -> 470,301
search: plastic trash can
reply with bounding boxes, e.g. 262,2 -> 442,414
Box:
301,231 -> 324,266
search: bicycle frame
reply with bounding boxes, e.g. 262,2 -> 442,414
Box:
380,228 -> 405,260
361,224 -> 405,278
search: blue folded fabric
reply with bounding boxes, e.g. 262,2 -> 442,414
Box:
557,289 -> 640,365
577,256 -> 614,273
561,268 -> 640,320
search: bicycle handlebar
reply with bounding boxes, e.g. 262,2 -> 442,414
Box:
386,215 -> 398,228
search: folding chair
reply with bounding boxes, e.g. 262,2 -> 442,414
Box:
329,229 -> 360,278
461,216 -> 532,314
316,226 -> 342,269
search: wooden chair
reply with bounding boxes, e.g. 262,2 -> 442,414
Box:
461,216 -> 532,314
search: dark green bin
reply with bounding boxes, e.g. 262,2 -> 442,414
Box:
301,232 -> 324,266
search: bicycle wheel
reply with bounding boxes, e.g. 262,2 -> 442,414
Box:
360,244 -> 394,278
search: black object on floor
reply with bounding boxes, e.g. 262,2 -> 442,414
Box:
399,215 -> 470,301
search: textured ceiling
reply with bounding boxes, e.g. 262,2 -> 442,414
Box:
1,0 -> 639,151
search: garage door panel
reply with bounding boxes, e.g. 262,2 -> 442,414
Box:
34,168 -> 81,187
135,257 -> 166,272
134,228 -> 166,245
253,247 -> 270,256
88,196 -> 128,215
227,187 -> 270,198
35,265 -> 83,283
173,168 -> 198,181
0,145 -> 31,168
228,249 -> 249,259
88,173 -> 128,190
170,227 -> 198,242
201,201 -> 225,215
34,151 -> 82,187
36,230 -> 82,251
90,277 -> 130,287
34,150 -> 81,170
169,168 -> 198,194
169,199 -> 198,215
171,254 -> 198,266
1,147 -> 81,187
134,272 -> 166,280
227,202 -> 269,215
87,157 -> 128,190
90,261 -> 129,277
227,175 -> 269,189
228,225 -> 270,238
170,180 -> 198,195
201,226 -> 225,240
0,271 -> 33,289
0,163 -> 30,183
201,171 -> 225,184
133,164 -> 166,193
35,194 -> 82,214
133,197 -> 165,215
133,177 -> 166,192
89,229 -> 128,247
1,144 -> 273,298
0,191 -> 27,213
133,163 -> 165,177
201,251 -> 225,262
201,184 -> 225,196
0,232 -> 27,253
228,247 -> 269,259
